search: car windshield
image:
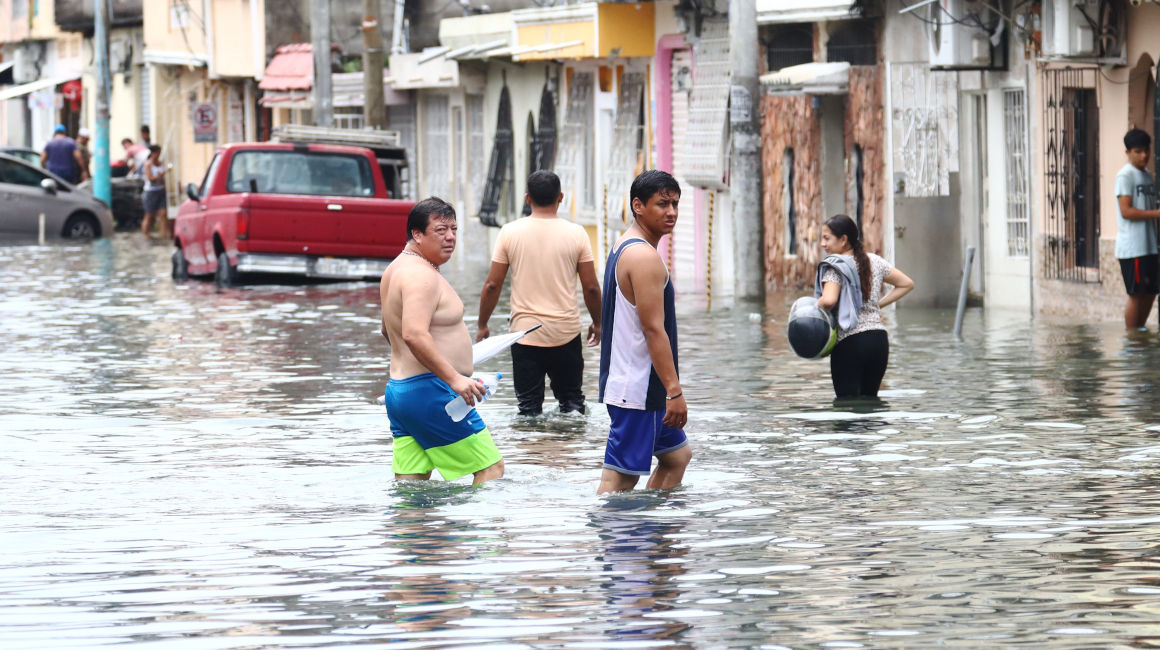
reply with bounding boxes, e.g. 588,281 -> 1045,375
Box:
0,158 -> 48,187
226,150 -> 375,197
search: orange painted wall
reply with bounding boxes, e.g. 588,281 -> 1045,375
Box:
597,2 -> 655,58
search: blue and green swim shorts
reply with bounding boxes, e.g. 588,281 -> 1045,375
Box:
384,373 -> 502,481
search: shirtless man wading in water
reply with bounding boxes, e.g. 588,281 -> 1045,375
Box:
380,197 -> 504,484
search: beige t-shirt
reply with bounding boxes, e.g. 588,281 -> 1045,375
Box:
492,216 -> 594,347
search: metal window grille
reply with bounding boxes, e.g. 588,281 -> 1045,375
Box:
556,71 -> 593,213
1043,68 -> 1100,281
1003,89 -> 1029,258
467,94 -> 485,213
479,84 -> 514,227
388,104 -> 416,199
333,107 -> 364,130
826,20 -> 878,66
422,94 -> 451,200
763,23 -> 813,72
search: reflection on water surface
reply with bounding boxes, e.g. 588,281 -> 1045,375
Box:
2,236 -> 1160,647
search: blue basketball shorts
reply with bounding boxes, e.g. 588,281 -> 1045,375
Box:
603,405 -> 689,476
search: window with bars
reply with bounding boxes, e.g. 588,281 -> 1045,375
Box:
422,94 -> 451,200
1043,69 -> 1100,281
334,107 -> 364,130
467,94 -> 485,213
1003,89 -> 1029,258
763,23 -> 813,72
784,148 -> 797,255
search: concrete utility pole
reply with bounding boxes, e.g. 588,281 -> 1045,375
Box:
362,0 -> 387,130
728,0 -> 763,301
312,0 -> 334,127
92,0 -> 112,205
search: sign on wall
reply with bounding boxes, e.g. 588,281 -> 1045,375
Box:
192,102 -> 218,144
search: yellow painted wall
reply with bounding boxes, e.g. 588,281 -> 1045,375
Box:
144,0 -> 208,57
152,66 -> 220,194
598,3 -> 655,58
515,21 -> 595,60
30,0 -> 61,40
212,0 -> 264,78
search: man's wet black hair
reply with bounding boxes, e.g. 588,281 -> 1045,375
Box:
526,170 -> 561,207
629,169 -> 681,217
407,197 -> 456,241
1125,128 -> 1151,150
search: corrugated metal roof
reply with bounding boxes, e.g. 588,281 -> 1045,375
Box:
259,44 -> 313,91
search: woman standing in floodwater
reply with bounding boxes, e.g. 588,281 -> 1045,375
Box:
815,214 -> 915,398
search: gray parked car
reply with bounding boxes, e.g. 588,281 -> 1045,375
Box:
0,153 -> 114,240
0,146 -> 41,167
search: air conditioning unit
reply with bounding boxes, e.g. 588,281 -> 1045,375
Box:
1042,0 -> 1125,59
1042,0 -> 1099,57
927,0 -> 999,69
12,47 -> 40,84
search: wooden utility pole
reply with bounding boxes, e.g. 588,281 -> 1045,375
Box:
362,0 -> 386,130
312,0 -> 333,127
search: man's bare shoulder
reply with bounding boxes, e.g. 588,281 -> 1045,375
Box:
617,240 -> 663,269
383,260 -> 442,293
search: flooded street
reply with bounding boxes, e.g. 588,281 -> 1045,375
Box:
4,235 -> 1160,648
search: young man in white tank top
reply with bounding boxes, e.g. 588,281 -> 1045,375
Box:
596,170 -> 691,494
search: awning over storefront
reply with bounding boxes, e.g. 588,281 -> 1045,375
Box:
760,61 -> 850,95
438,12 -> 513,58
332,71 -> 411,107
387,51 -> 461,90
509,2 -> 654,62
756,0 -> 859,24
0,74 -> 82,102
259,43 -> 314,92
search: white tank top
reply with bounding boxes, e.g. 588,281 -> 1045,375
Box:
143,163 -> 164,191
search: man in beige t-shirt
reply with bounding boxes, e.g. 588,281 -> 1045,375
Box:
477,170 -> 602,416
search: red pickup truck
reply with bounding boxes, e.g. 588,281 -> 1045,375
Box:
172,133 -> 413,287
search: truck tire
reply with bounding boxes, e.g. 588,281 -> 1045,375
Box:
214,251 -> 237,288
171,248 -> 189,282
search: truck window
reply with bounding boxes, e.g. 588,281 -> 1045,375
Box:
198,153 -> 221,198
226,151 -> 375,197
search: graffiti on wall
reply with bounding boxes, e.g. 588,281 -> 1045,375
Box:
890,63 -> 958,198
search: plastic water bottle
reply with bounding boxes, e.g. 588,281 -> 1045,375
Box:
444,373 -> 501,422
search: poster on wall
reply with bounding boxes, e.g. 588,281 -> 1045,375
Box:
192,102 -> 218,144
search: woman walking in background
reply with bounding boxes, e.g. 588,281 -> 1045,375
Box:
815,214 -> 914,399
140,145 -> 170,240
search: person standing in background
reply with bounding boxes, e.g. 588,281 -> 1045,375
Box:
140,145 -> 169,239
40,125 -> 86,184
476,170 -> 602,416
140,124 -> 151,147
1113,128 -> 1160,330
75,128 -> 92,181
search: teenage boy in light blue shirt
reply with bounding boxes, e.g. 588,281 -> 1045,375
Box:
1114,128 -> 1160,329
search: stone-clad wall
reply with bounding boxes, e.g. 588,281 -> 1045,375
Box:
845,66 -> 886,257
760,65 -> 886,292
1034,237 -> 1123,321
761,94 -> 822,291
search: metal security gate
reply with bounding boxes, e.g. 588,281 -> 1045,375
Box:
1042,68 -> 1099,282
1003,89 -> 1029,258
479,83 -> 514,227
